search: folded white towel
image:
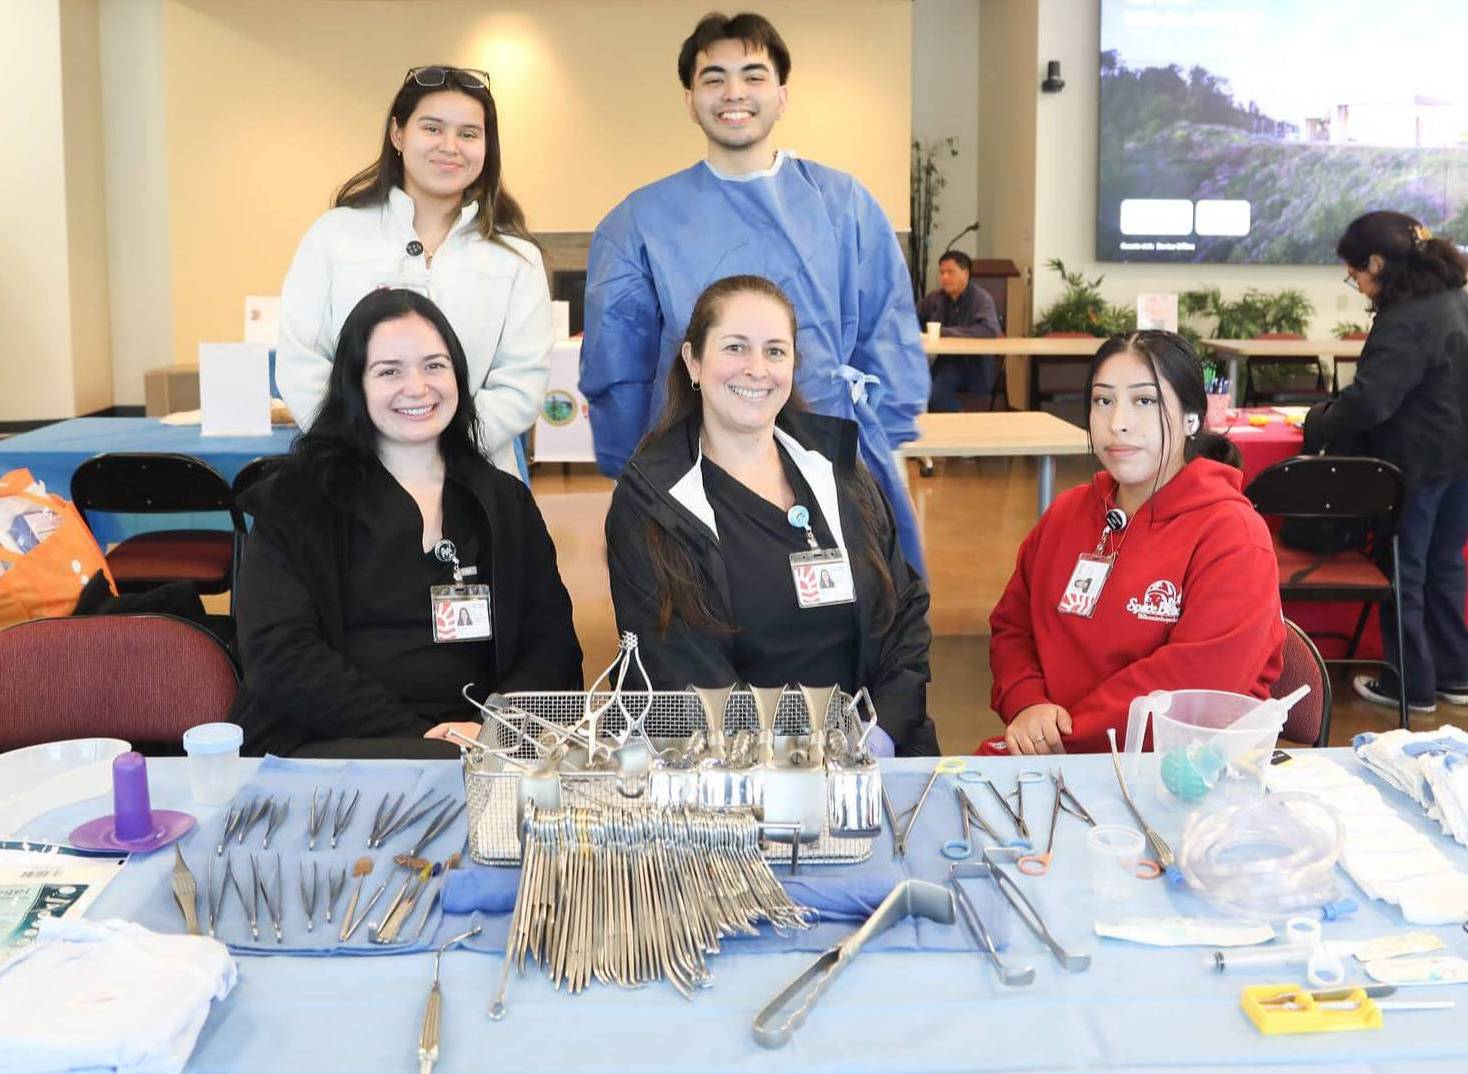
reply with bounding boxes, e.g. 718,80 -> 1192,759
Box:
0,919 -> 236,1074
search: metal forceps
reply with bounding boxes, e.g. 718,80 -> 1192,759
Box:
299,860 -> 319,932
942,785 -> 1009,860
1106,728 -> 1176,884
253,853 -> 285,944
1017,770 -> 1078,876
206,855 -> 233,938
971,853 -> 1090,972
888,758 -> 964,859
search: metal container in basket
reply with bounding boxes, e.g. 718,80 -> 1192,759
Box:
463,686 -> 880,866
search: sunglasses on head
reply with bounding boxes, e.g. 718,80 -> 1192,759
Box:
404,66 -> 491,92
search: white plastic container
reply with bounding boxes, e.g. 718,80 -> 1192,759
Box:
1125,689 -> 1284,807
1088,824 -> 1145,901
182,723 -> 243,805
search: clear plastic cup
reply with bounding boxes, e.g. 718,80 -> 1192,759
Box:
181,723 -> 243,805
1088,824 -> 1145,901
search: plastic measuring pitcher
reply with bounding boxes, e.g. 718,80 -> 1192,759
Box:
1123,689 -> 1292,805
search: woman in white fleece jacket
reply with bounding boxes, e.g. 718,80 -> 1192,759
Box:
277,66 -> 552,480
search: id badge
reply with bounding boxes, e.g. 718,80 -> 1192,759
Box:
1057,553 -> 1113,619
430,583 -> 492,642
790,549 -> 856,608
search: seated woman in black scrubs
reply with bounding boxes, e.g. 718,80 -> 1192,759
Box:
606,275 -> 938,755
233,288 -> 582,757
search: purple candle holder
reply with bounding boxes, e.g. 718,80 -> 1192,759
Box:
70,751 -> 195,853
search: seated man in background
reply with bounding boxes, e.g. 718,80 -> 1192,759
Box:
918,250 -> 1001,411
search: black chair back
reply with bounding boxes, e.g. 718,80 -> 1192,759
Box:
71,452 -> 246,533
1245,456 -> 1404,522
231,455 -> 286,499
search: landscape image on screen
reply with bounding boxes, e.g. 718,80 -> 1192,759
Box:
1098,0 -> 1468,264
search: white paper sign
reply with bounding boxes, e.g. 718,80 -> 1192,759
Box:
243,295 -> 280,345
533,339 -> 595,462
199,342 -> 272,436
550,300 -> 572,342
1136,293 -> 1179,332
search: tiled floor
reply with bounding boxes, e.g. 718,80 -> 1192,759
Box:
529,456 -> 1467,755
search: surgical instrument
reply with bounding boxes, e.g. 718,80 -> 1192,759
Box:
418,926 -> 482,1074
324,865 -> 347,925
299,860 -> 319,932
407,800 -> 466,859
369,792 -> 406,848
373,859 -> 430,945
331,788 -> 360,849
981,777 -> 1031,842
171,845 -> 199,935
261,797 -> 290,851
891,758 -> 964,859
947,864 -> 1034,986
971,854 -> 1090,972
235,796 -> 271,846
944,784 -> 1019,860
409,853 -> 459,944
206,855 -> 233,938
307,788 -> 330,851
752,879 -> 955,1048
254,853 -> 284,944
338,856 -> 373,942
238,855 -> 261,942
1107,728 -> 1181,885
372,791 -> 445,848
216,799 -> 249,855
343,878 -> 387,943
1017,771 -> 1071,876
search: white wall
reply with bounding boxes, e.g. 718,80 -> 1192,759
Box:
100,0 -> 172,406
1030,0 -> 1372,335
912,0 -> 981,285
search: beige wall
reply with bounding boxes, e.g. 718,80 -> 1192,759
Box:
0,0 -> 112,423
158,0 -> 913,373
60,0 -> 113,415
1027,0 -> 1371,335
912,0 -> 980,285
101,0 -> 172,408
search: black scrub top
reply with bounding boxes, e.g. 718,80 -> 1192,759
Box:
700,445 -> 860,691
342,466 -> 495,722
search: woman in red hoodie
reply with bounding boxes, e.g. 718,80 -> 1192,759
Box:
989,331 -> 1283,754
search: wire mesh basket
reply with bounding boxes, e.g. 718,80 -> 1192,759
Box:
463,689 -> 877,866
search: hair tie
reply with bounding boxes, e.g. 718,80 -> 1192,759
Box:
1412,223 -> 1433,248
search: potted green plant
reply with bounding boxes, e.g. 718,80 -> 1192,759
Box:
1032,259 -> 1137,336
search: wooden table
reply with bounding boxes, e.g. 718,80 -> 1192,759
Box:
921,336 -> 1105,410
1204,338 -> 1365,402
896,410 -> 1090,512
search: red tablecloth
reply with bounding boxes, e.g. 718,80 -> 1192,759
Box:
1223,410 -> 1468,662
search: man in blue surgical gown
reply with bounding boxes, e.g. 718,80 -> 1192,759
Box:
580,11 -> 930,570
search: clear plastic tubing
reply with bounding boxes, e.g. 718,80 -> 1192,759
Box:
1177,793 -> 1343,919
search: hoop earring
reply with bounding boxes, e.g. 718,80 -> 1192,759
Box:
690,380 -> 701,392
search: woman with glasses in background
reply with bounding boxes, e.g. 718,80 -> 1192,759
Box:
277,66 -> 552,481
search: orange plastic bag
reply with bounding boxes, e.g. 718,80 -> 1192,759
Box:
0,468 -> 116,629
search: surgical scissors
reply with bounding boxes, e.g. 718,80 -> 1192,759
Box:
942,785 -> 1011,860
980,777 -> 1032,844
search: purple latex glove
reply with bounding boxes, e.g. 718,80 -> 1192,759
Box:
866,725 -> 896,759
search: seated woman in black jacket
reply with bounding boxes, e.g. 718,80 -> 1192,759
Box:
605,274 -> 938,756
1308,210 -> 1468,714
232,288 -> 582,757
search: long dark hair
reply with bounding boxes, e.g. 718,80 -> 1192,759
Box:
1337,211 -> 1467,312
1085,331 -> 1240,509
289,288 -> 484,505
639,275 -> 897,634
334,67 -> 536,253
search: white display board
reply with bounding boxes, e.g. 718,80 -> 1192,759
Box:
533,339 -> 595,463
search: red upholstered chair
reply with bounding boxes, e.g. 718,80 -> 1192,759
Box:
1245,456 -> 1408,729
0,614 -> 239,750
70,453 -> 246,594
1243,331 -> 1331,406
1276,618 -> 1332,747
